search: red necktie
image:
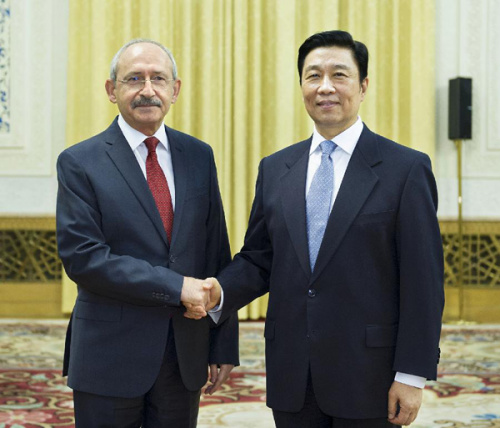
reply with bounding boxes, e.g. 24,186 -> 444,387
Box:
144,137 -> 174,242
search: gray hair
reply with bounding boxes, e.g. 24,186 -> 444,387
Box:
109,38 -> 178,82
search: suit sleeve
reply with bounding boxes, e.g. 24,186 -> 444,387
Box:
393,153 -> 445,380
205,149 -> 240,366
56,149 -> 185,308
217,159 -> 273,323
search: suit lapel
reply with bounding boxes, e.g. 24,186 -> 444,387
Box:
311,126 -> 381,282
280,140 -> 312,277
104,120 -> 169,248
166,127 -> 187,249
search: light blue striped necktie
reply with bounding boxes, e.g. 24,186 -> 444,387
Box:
306,140 -> 337,270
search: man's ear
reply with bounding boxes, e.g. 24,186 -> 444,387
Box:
170,78 -> 182,104
360,77 -> 369,101
105,79 -> 117,103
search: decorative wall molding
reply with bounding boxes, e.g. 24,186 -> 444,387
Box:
441,221 -> 500,289
0,217 -> 60,282
1,217 -> 499,291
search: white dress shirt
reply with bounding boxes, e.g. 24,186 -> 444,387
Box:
118,115 -> 176,210
306,117 -> 362,210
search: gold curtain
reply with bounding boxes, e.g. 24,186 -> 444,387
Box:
63,0 -> 435,318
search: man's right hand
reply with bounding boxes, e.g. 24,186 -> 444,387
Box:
180,277 -> 213,317
183,277 -> 221,320
388,381 -> 423,426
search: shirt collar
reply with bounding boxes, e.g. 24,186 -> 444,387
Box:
309,116 -> 364,156
118,115 -> 169,152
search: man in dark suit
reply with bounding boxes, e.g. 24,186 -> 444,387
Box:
187,30 -> 444,427
56,39 -> 238,428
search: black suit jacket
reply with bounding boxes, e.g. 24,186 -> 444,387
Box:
218,125 -> 444,419
56,118 -> 238,398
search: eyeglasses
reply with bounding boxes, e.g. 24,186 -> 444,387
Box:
117,76 -> 175,89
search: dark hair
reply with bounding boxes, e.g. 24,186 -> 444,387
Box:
297,30 -> 368,84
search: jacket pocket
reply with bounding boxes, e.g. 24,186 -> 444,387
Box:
264,320 -> 275,340
75,300 -> 122,322
366,324 -> 398,347
355,210 -> 395,226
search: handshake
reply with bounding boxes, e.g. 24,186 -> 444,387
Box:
180,277 -> 222,320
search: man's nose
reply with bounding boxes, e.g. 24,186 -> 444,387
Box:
318,76 -> 336,93
139,80 -> 156,96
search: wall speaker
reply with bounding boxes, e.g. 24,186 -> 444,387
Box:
448,77 -> 472,140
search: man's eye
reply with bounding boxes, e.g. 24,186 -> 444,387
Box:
151,76 -> 166,82
128,76 -> 141,82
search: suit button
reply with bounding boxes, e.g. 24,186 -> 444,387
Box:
308,289 -> 316,298
169,255 -> 176,263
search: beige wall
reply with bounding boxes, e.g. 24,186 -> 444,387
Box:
435,0 -> 500,220
0,0 -> 69,215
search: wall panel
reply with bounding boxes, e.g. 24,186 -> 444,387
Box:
0,0 -> 68,214
435,0 -> 500,219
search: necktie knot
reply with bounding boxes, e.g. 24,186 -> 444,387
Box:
144,136 -> 160,154
320,140 -> 336,157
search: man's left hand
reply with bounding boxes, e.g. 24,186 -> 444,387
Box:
388,381 -> 423,426
204,364 -> 234,395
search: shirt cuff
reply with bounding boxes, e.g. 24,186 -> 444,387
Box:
207,287 -> 224,324
394,372 -> 426,389
208,311 -> 221,323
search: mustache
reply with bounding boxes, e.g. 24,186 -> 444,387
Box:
131,96 -> 162,108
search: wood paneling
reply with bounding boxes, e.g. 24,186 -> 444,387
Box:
0,282 -> 63,318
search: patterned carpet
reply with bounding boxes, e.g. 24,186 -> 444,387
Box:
0,320 -> 499,427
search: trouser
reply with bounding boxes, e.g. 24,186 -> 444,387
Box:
273,371 -> 400,428
73,325 -> 201,428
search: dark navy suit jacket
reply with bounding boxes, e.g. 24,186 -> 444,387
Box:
218,125 -> 444,419
56,118 -> 238,398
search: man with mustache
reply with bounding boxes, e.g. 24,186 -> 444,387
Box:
56,39 -> 238,427
188,30 -> 444,427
